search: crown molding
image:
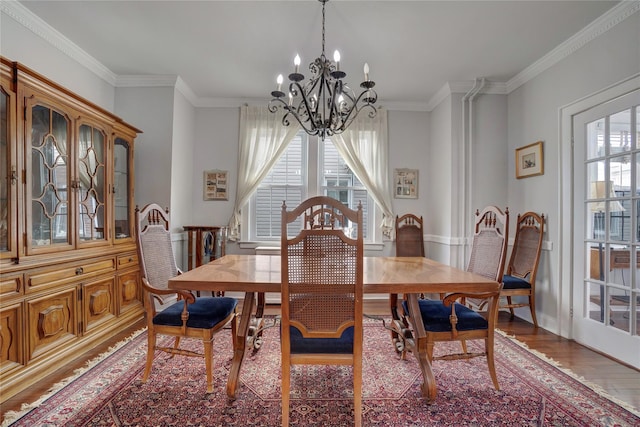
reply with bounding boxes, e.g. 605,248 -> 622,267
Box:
1,0 -> 117,86
115,75 -> 178,88
506,0 -> 640,93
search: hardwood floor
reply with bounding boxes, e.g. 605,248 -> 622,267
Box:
2,302 -> 639,421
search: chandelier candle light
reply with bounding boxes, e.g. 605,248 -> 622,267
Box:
269,0 -> 377,139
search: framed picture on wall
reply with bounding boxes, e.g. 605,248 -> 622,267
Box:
203,170 -> 228,200
515,141 -> 544,179
394,168 -> 418,199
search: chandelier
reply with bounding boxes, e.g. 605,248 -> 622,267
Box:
268,0 -> 377,139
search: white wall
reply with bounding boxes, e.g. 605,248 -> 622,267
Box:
114,86 -> 175,214
170,88 -> 196,230
469,94 -> 508,213
387,109 -> 430,235
506,11 -> 640,333
190,107 -> 239,229
427,96 -> 453,263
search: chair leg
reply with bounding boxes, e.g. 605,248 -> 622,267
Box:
460,339 -> 468,356
282,357 -> 290,427
142,331 -> 156,383
354,357 -> 363,427
204,333 -> 214,393
171,336 -> 181,358
529,293 -> 538,328
506,296 -> 515,318
426,342 -> 435,361
485,336 -> 500,391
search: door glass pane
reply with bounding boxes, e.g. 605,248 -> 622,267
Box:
114,138 -> 130,239
609,109 -> 631,154
0,89 -> 8,252
78,124 -> 106,241
586,118 -> 605,159
588,281 -> 604,324
31,107 -> 69,247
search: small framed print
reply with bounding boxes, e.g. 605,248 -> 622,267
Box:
515,141 -> 544,179
394,168 -> 418,199
203,170 -> 228,201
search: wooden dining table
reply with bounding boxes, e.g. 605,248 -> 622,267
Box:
168,254 -> 499,402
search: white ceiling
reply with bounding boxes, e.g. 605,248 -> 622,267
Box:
17,0 -> 619,107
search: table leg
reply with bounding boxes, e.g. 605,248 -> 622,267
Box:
405,293 -> 437,402
226,291 -> 256,399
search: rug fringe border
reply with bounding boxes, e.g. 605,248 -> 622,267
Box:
496,328 -> 640,417
1,328 -> 148,427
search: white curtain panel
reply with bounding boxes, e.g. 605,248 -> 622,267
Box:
332,108 -> 395,236
228,105 -> 300,240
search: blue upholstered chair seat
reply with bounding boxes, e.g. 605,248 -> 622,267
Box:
502,274 -> 531,290
403,299 -> 488,332
289,326 -> 354,354
153,296 -> 237,329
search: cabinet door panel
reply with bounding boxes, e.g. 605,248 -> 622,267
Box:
77,122 -> 108,245
26,98 -> 73,253
118,270 -> 141,314
0,303 -> 24,372
113,136 -> 133,242
0,62 -> 17,261
27,288 -> 77,360
83,276 -> 115,331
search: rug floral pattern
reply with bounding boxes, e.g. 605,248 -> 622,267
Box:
3,319 -> 639,426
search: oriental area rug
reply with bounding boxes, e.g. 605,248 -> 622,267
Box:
2,318 -> 639,427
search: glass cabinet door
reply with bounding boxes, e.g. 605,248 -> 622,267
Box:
0,73 -> 17,260
113,137 -> 132,240
29,102 -> 72,251
77,123 -> 107,244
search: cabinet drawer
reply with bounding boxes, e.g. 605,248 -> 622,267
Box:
117,253 -> 138,269
0,273 -> 23,301
26,258 -> 116,292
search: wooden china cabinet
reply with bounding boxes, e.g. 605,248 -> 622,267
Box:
0,57 -> 144,402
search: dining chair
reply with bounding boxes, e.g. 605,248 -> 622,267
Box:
280,196 -> 364,427
500,212 -> 545,327
390,214 -> 425,357
400,206 -> 508,394
135,203 -> 238,393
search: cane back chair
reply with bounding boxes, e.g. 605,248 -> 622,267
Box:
401,206 -> 508,394
280,196 -> 364,426
501,212 -> 545,327
136,203 -> 237,393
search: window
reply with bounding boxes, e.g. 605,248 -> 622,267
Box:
248,131 -> 373,242
321,140 -> 370,240
252,133 -> 307,240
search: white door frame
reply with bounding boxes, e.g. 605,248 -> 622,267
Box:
559,73 -> 640,339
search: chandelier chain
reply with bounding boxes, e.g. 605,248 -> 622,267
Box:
321,0 -> 326,56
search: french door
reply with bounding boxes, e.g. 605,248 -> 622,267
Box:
572,88 -> 640,368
